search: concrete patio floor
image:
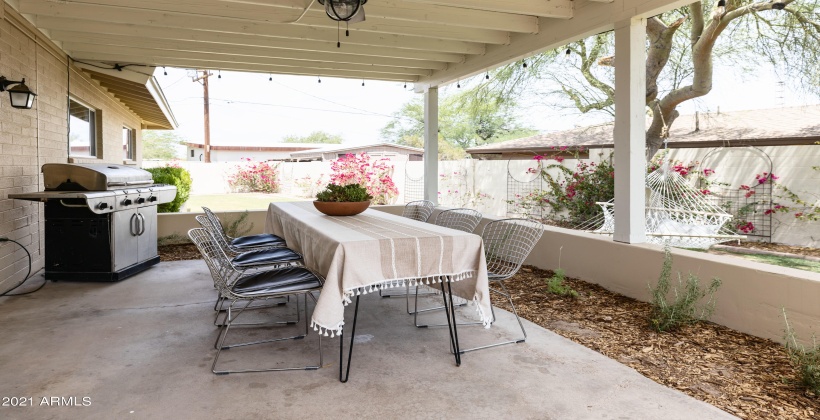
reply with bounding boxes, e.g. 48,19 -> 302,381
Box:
0,260 -> 735,419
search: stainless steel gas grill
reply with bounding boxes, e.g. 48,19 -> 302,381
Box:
9,163 -> 177,281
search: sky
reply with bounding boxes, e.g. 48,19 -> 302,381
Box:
155,64 -> 819,151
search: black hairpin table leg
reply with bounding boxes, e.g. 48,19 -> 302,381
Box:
442,278 -> 462,366
339,295 -> 360,383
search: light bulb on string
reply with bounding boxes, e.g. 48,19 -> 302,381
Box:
163,67 -> 167,76
457,80 -> 461,88
485,72 -> 490,80
218,70 -> 222,79
318,76 -> 322,83
361,79 -> 365,87
716,0 -> 726,14
522,60 -> 528,68
269,74 -> 272,81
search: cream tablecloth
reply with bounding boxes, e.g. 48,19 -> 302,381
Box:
265,202 -> 494,336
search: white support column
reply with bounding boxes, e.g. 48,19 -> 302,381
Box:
613,18 -> 647,244
423,87 -> 439,204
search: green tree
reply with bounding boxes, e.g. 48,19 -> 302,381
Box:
471,0 -> 820,158
381,88 -> 534,156
142,130 -> 184,160
282,131 -> 344,144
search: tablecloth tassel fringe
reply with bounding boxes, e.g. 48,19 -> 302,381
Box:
473,296 -> 494,328
311,320 -> 344,337
341,271 -> 477,304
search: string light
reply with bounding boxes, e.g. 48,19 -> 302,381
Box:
522,60 -> 528,68
361,79 -> 365,87
485,72 -> 490,80
218,70 -> 222,79
318,76 -> 322,83
716,0 -> 726,14
403,82 -> 407,89
163,67 -> 167,76
457,80 -> 461,88
269,74 -> 272,81
565,48 -> 571,57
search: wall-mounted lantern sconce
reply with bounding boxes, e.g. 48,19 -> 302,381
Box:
0,76 -> 38,109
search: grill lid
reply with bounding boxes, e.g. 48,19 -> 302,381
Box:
43,163 -> 154,191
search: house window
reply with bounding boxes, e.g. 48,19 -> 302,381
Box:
191,149 -> 195,158
123,126 -> 136,160
69,99 -> 98,157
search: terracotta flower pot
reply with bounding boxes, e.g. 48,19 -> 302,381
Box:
313,200 -> 370,216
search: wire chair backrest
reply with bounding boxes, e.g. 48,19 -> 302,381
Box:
402,200 -> 435,222
188,228 -> 238,291
200,207 -> 237,253
202,207 -> 229,239
481,218 -> 544,281
434,208 -> 483,233
195,215 -> 214,230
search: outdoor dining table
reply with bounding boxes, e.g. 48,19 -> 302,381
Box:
265,201 -> 494,382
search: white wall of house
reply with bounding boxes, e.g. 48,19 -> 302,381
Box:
185,148 -> 307,162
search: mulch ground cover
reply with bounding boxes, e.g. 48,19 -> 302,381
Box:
160,244 -> 819,418
728,241 -> 820,259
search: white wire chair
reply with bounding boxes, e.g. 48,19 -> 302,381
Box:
402,200 -> 435,222
433,208 -> 483,233
202,207 -> 286,253
188,228 -> 324,375
415,218 -> 544,354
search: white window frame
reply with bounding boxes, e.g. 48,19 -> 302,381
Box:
123,125 -> 136,161
68,97 -> 100,158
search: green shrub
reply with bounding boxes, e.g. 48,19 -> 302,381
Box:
783,309 -> 820,395
315,183 -> 372,202
648,246 -> 722,332
145,166 -> 192,213
545,268 -> 578,298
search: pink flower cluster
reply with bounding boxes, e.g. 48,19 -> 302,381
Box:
329,153 -> 398,205
228,157 -> 280,193
736,221 -> 755,234
754,172 -> 778,184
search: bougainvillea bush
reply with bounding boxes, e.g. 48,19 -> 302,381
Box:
511,149 -> 615,227
227,158 -> 280,193
329,153 -> 398,205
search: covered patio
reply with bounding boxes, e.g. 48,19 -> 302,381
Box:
2,0 -> 819,417
2,259 -> 731,418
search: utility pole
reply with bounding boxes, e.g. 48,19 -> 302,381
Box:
191,70 -> 212,163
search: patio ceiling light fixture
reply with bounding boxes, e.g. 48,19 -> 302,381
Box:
0,76 -> 37,110
317,0 -> 367,48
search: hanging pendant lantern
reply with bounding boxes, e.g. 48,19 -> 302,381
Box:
317,0 -> 367,22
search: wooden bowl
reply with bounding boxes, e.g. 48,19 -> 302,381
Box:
313,200 -> 370,216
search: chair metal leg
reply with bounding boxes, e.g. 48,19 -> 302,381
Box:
456,281 -> 527,354
339,295 -> 360,383
380,283 -> 438,315
212,293 -> 323,375
413,283 -> 470,328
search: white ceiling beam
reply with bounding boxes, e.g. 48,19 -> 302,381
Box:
70,51 -> 418,82
415,0 -> 693,88
20,0 -> 510,44
26,0 -> 537,33
65,43 -> 434,76
48,30 -> 465,63
60,38 -> 447,70
32,15 -> 485,55
404,0 -> 572,19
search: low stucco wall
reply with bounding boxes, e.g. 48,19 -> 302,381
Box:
523,226 -> 820,345
159,207 -> 820,344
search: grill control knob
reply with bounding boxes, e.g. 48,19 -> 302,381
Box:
136,198 -> 146,204
97,202 -> 109,210
148,196 -> 158,202
121,199 -> 132,206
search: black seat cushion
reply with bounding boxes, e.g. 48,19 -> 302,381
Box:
231,248 -> 302,267
232,267 -> 322,295
231,233 -> 285,249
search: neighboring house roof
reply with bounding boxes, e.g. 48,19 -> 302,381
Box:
466,105 -> 820,156
289,142 -> 424,158
185,142 -> 328,151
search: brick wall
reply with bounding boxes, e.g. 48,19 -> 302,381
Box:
0,5 -> 145,291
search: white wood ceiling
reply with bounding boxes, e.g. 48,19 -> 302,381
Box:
11,0 -> 685,87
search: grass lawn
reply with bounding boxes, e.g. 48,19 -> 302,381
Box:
725,252 -> 820,274
182,193 -> 307,212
